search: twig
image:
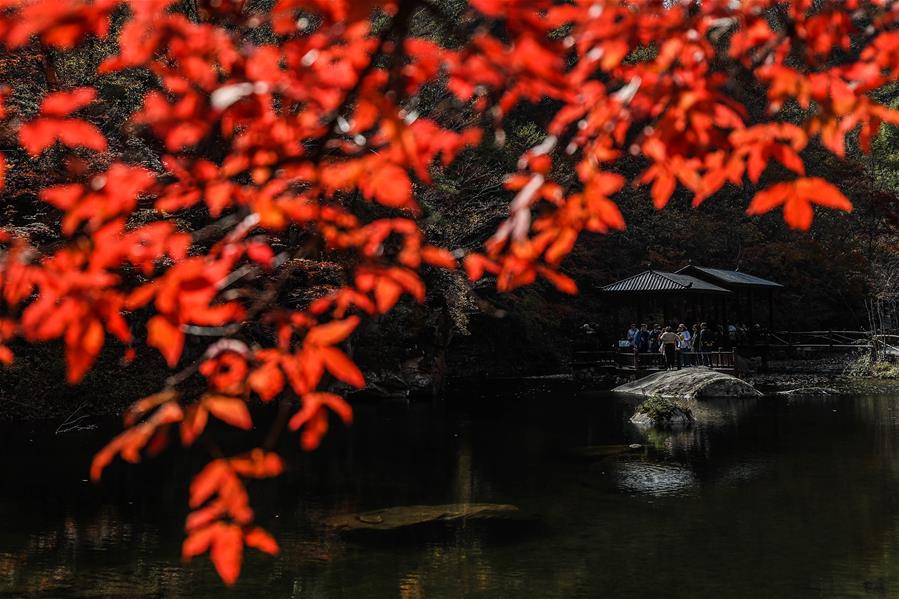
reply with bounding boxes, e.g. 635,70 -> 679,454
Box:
56,401 -> 96,435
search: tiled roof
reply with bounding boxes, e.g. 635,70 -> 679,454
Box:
676,266 -> 783,288
602,270 -> 731,294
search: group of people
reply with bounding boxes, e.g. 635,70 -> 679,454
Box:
625,322 -> 719,370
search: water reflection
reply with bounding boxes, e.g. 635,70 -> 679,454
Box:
3,390 -> 899,597
614,461 -> 697,496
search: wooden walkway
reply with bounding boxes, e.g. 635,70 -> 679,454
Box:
572,349 -> 737,379
572,330 -> 899,380
760,331 -> 898,357
761,330 -> 872,351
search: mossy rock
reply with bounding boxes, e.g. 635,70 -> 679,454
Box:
630,396 -> 694,428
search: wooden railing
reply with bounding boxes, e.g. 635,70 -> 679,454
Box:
572,329 -> 891,375
571,348 -> 736,371
873,335 -> 899,358
762,330 -> 872,349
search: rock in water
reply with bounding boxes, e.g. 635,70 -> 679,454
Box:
323,503 -> 524,532
630,396 -> 694,427
776,386 -> 842,396
613,367 -> 762,400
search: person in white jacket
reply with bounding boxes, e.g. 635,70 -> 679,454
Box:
676,323 -> 691,367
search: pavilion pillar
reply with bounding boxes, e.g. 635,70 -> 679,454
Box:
768,289 -> 774,331
722,297 -> 729,348
747,289 -> 754,326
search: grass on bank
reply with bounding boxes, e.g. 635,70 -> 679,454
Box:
844,353 -> 899,379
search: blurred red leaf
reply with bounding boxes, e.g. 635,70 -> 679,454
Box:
203,395 -> 253,430
40,87 -> 97,117
747,177 -> 852,230
244,527 -> 279,555
209,523 -> 243,585
305,316 -> 359,346
147,315 -> 184,367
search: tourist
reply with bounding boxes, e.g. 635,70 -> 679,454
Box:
635,323 -> 649,353
690,323 -> 701,364
626,323 -> 639,347
698,322 -> 715,365
649,323 -> 662,353
752,322 -> 763,343
659,326 -> 679,370
676,323 -> 691,366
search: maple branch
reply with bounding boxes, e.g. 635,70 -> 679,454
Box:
191,209 -> 250,243
263,397 -> 293,451
165,361 -> 201,389
303,0 -> 420,165
156,12 -> 425,388
219,1 -> 422,329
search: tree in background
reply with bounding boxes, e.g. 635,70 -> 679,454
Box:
0,0 -> 897,584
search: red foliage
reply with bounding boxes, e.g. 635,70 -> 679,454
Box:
1,0 -> 897,585
19,87 -> 107,156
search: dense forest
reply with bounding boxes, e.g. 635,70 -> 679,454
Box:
1,1 -> 898,404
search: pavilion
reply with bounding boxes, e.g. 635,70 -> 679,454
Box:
675,265 -> 782,330
601,266 -> 782,330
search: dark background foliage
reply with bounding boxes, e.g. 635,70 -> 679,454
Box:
1,1 -> 898,408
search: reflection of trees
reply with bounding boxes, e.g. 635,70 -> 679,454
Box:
8,394 -> 899,597
0,506 -> 179,597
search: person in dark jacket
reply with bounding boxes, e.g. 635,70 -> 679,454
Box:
649,324 -> 662,353
697,322 -> 715,366
688,323 -> 702,366
634,323 -> 649,353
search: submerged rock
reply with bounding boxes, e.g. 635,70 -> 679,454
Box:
776,386 -> 842,396
323,503 -> 524,532
630,396 -> 694,428
613,367 -> 762,400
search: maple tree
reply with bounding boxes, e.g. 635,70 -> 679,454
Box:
0,0 -> 897,585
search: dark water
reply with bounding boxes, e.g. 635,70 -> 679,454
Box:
4,386 -> 899,598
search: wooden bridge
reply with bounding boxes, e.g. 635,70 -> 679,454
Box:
755,330 -> 899,357
756,330 -> 872,351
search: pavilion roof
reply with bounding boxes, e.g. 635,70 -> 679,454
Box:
676,265 -> 783,289
602,270 -> 731,295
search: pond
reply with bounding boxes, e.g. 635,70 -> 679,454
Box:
3,384 -> 899,598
